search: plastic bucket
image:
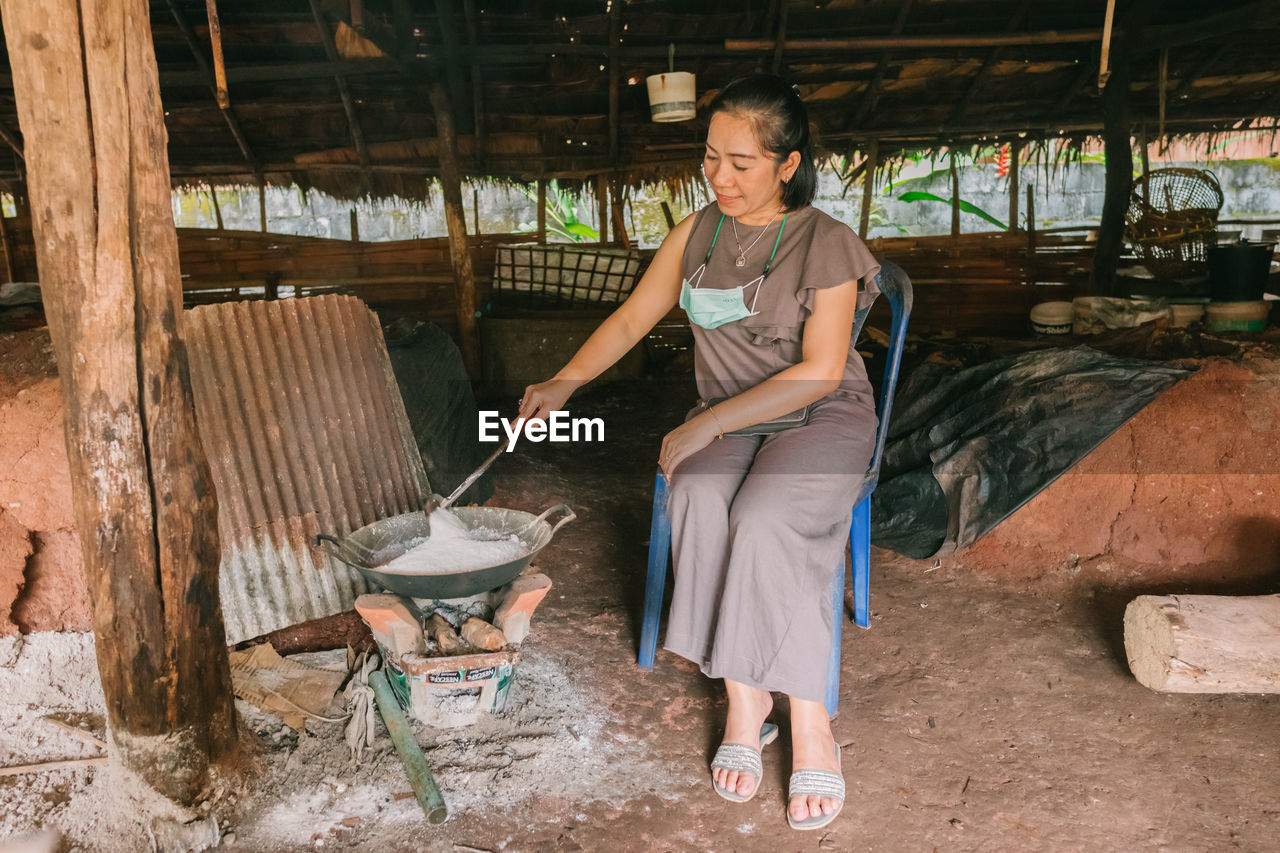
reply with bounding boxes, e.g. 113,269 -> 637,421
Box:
1030,301 -> 1074,335
1204,300 -> 1270,332
646,72 -> 696,122
1208,242 -> 1275,301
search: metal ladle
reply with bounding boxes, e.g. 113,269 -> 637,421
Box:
421,436 -> 513,535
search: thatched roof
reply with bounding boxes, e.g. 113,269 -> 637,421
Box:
1,0 -> 1278,201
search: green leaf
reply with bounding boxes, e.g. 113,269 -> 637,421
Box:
897,191 -> 1007,230
565,222 -> 599,240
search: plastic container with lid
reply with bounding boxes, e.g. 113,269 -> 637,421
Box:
1204,300 -> 1270,332
1030,301 -> 1074,335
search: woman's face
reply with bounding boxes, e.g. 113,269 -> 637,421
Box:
704,111 -> 797,224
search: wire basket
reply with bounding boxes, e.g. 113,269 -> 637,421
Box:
1126,168 -> 1224,279
491,243 -> 641,309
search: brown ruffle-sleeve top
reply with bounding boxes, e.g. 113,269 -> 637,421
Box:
679,202 -> 882,403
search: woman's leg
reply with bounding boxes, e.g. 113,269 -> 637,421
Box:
788,695 -> 842,821
712,678 -> 776,797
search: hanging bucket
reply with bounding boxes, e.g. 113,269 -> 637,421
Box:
646,72 -> 696,122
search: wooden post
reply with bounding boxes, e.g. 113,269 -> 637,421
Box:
596,174 -> 609,245
0,210 -> 14,283
473,186 -> 480,234
0,0 -> 236,803
350,208 -> 359,242
204,0 -> 229,109
950,150 -> 961,241
258,173 -> 268,232
1008,139 -> 1021,231
428,79 -> 480,376
660,200 -> 676,231
859,141 -> 878,239
1138,122 -> 1150,177
210,185 -> 225,230
1026,186 -> 1037,285
536,179 -> 548,243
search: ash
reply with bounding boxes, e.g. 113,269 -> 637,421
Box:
0,633 -> 666,851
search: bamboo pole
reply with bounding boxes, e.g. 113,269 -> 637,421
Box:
204,0 -> 229,108
661,200 -> 676,231
428,79 -> 480,376
370,671 -> 448,823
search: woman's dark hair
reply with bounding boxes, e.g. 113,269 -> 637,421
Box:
707,73 -> 817,209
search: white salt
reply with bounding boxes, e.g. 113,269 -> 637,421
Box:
379,509 -> 527,575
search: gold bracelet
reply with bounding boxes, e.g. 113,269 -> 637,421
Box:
707,406 -> 726,439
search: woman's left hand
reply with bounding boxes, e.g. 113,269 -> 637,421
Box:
659,414 -> 721,479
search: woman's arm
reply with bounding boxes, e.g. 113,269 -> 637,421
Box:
659,278 -> 858,476
519,213 -> 697,421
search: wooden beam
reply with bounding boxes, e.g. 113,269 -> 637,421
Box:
727,29 -> 1104,53
308,0 -> 372,187
848,1 -> 912,131
1147,1 -> 1280,49
163,0 -> 260,172
1026,186 -> 1036,285
462,0 -> 486,171
1167,43 -> 1228,103
608,0 -> 622,166
428,80 -> 479,375
948,0 -> 1032,124
0,0 -> 236,803
209,185 -> 224,230
1053,50 -> 1102,115
859,141 -> 878,239
258,173 -> 267,232
0,122 -> 24,161
770,0 -> 789,75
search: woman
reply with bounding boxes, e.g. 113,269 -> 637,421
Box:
519,74 -> 879,830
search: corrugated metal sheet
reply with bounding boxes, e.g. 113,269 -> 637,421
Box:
185,295 -> 431,643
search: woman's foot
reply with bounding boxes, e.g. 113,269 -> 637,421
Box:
711,679 -> 774,799
787,697 -> 844,825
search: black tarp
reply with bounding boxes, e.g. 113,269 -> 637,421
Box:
870,346 -> 1192,558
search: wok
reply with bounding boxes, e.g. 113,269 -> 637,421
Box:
316,503 -> 575,599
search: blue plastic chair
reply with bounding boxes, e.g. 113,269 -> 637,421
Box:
637,260 -> 913,716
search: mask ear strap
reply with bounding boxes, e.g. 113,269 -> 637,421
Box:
687,262 -> 707,289
745,274 -> 766,312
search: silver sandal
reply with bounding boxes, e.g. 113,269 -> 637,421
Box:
710,722 -> 779,803
787,740 -> 845,830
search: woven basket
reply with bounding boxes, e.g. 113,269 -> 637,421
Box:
1126,168 -> 1224,279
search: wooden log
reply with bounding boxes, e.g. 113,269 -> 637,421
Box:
428,78 -> 480,376
1124,595 -> 1280,693
1007,138 -> 1020,231
596,174 -> 609,246
537,179 -> 548,242
949,151 -> 960,241
0,0 -> 237,803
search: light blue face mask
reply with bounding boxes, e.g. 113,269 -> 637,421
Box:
681,213 -> 787,331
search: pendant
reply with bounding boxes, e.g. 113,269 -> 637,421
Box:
735,256 -> 746,267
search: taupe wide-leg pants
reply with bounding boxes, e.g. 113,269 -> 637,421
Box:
662,396 -> 875,703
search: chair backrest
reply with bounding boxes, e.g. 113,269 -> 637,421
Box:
855,260 -> 913,493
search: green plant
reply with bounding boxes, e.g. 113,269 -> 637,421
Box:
516,180 -> 599,242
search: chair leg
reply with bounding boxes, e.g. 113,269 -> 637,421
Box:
851,496 -> 871,628
823,555 -> 845,717
638,470 -> 671,670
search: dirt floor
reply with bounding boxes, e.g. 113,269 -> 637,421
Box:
2,326 -> 1279,851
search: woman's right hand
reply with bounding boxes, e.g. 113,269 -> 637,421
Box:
518,378 -> 576,422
